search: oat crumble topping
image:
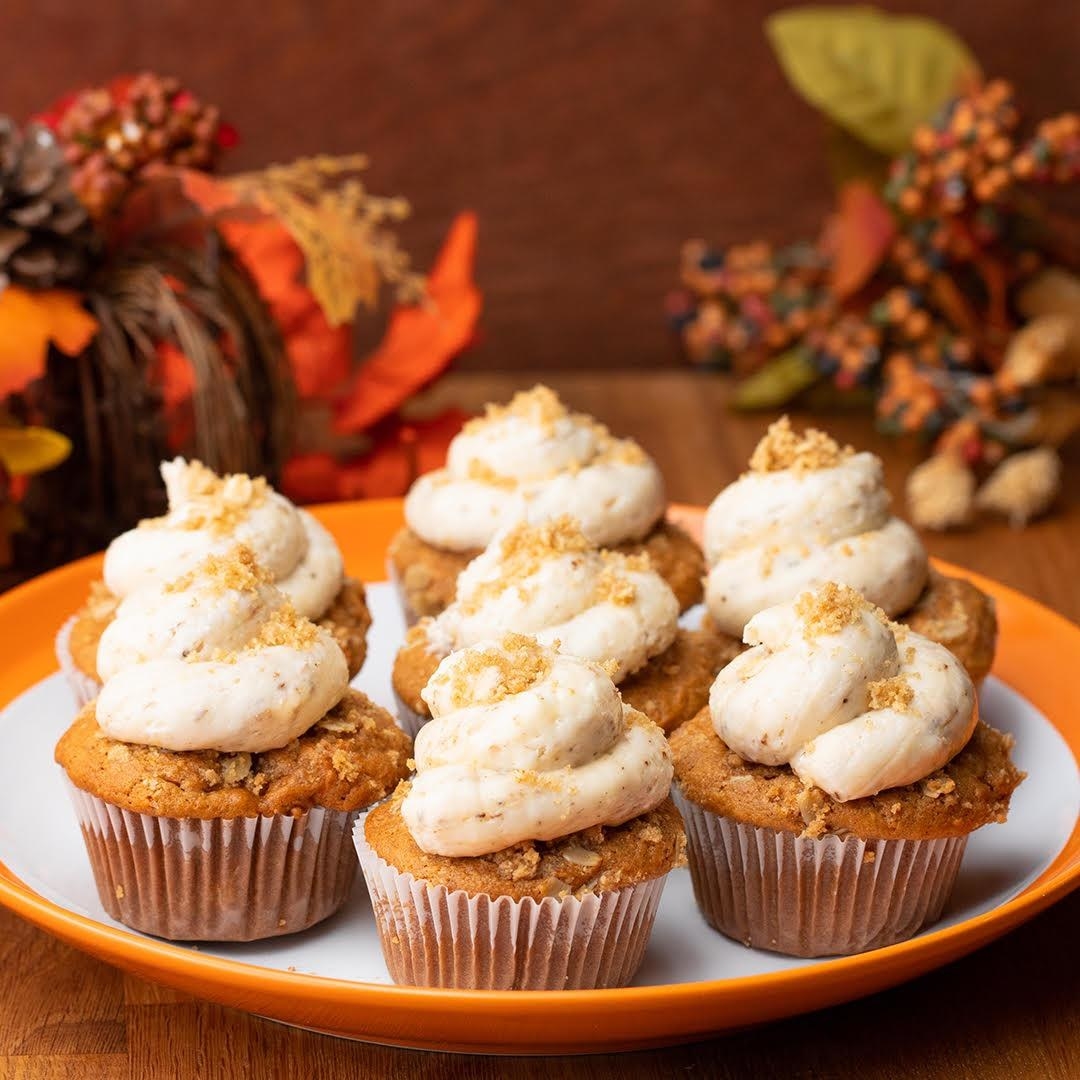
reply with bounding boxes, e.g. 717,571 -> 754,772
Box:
748,416 -> 854,475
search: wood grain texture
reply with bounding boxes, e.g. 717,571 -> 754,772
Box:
0,1 -> 1077,371
1,371 -> 1078,1078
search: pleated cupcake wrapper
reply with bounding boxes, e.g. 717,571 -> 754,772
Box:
353,817 -> 668,990
385,560 -> 422,628
65,780 -> 358,942
392,689 -> 431,740
672,786 -> 968,958
55,616 -> 102,708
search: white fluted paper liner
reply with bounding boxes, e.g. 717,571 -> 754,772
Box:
55,616 -> 102,708
386,559 -> 422,628
65,780 -> 358,941
392,689 -> 430,739
353,817 -> 668,989
672,786 -> 968,958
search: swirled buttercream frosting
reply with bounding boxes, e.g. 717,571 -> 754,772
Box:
703,417 -> 928,635
709,582 -> 976,802
401,634 -> 673,856
425,517 -> 679,682
102,458 -> 343,619
403,386 -> 666,551
95,548 -> 348,753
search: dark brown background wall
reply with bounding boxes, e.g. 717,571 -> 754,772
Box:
2,1 -> 1079,369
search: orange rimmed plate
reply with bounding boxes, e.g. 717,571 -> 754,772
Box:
0,500 -> 1077,1055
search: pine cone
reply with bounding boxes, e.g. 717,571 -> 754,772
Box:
0,117 -> 96,290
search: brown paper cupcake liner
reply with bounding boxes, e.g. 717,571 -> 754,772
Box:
55,616 -> 102,708
672,786 -> 968,958
66,781 -> 359,941
353,817 -> 668,989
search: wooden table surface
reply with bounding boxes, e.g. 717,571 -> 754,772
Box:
2,371 -> 1077,1079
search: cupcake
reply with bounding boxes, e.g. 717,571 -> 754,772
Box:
57,458 -> 371,706
391,516 -> 742,738
55,548 -> 411,941
388,385 -> 704,622
670,582 -> 1024,958
702,417 -> 997,681
356,634 -> 684,989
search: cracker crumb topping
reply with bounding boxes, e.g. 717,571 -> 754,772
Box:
748,416 -> 853,475
446,633 -> 553,708
460,385 -> 649,472
794,582 -> 875,639
143,459 -> 269,536
164,546 -> 270,596
867,674 -> 915,713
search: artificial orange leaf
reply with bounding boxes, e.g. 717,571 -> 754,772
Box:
333,212 -> 480,435
0,287 -> 98,398
282,409 -> 468,503
0,424 -> 72,477
826,181 -> 896,300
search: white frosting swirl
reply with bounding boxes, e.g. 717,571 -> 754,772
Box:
401,636 -> 673,856
709,583 -> 976,801
95,549 -> 348,753
404,386 -> 665,551
102,458 -> 343,619
704,435 -> 928,635
425,518 -> 679,682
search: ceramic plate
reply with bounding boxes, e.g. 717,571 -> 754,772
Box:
0,501 -> 1077,1055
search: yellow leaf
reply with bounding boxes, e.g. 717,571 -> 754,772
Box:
0,425 -> 72,477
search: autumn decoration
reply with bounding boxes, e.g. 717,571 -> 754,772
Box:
669,7 -> 1078,529
0,72 -> 480,577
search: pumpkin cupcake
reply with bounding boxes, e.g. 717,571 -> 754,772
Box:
388,385 -> 704,621
56,457 -> 371,706
356,634 -> 684,990
392,516 -> 741,737
702,417 -> 997,682
55,548 -> 410,941
670,582 -> 1023,958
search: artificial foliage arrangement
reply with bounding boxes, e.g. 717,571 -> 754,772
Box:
669,7 -> 1079,529
0,72 -> 480,577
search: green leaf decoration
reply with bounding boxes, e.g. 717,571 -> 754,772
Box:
766,7 -> 980,155
733,348 -> 821,411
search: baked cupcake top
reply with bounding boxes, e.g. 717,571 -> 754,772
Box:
703,417 -> 928,635
102,458 -> 344,620
403,386 -> 666,551
423,517 -> 679,682
401,634 -> 673,856
709,582 -> 975,802
95,547 -> 348,753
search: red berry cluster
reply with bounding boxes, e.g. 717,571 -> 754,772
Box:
41,73 -> 237,220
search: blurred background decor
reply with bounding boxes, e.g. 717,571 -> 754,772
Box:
670,6 -> 1079,530
0,72 -> 480,579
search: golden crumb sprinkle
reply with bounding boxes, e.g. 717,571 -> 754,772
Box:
143,459 -> 269,536
458,517 -> 592,615
252,604 -> 321,651
794,582 -> 872,639
446,633 -> 553,709
465,459 -> 517,489
592,563 -> 637,606
464,385 -> 569,435
748,416 -> 854,475
461,386 -> 650,470
867,674 -> 915,713
164,546 -> 271,596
